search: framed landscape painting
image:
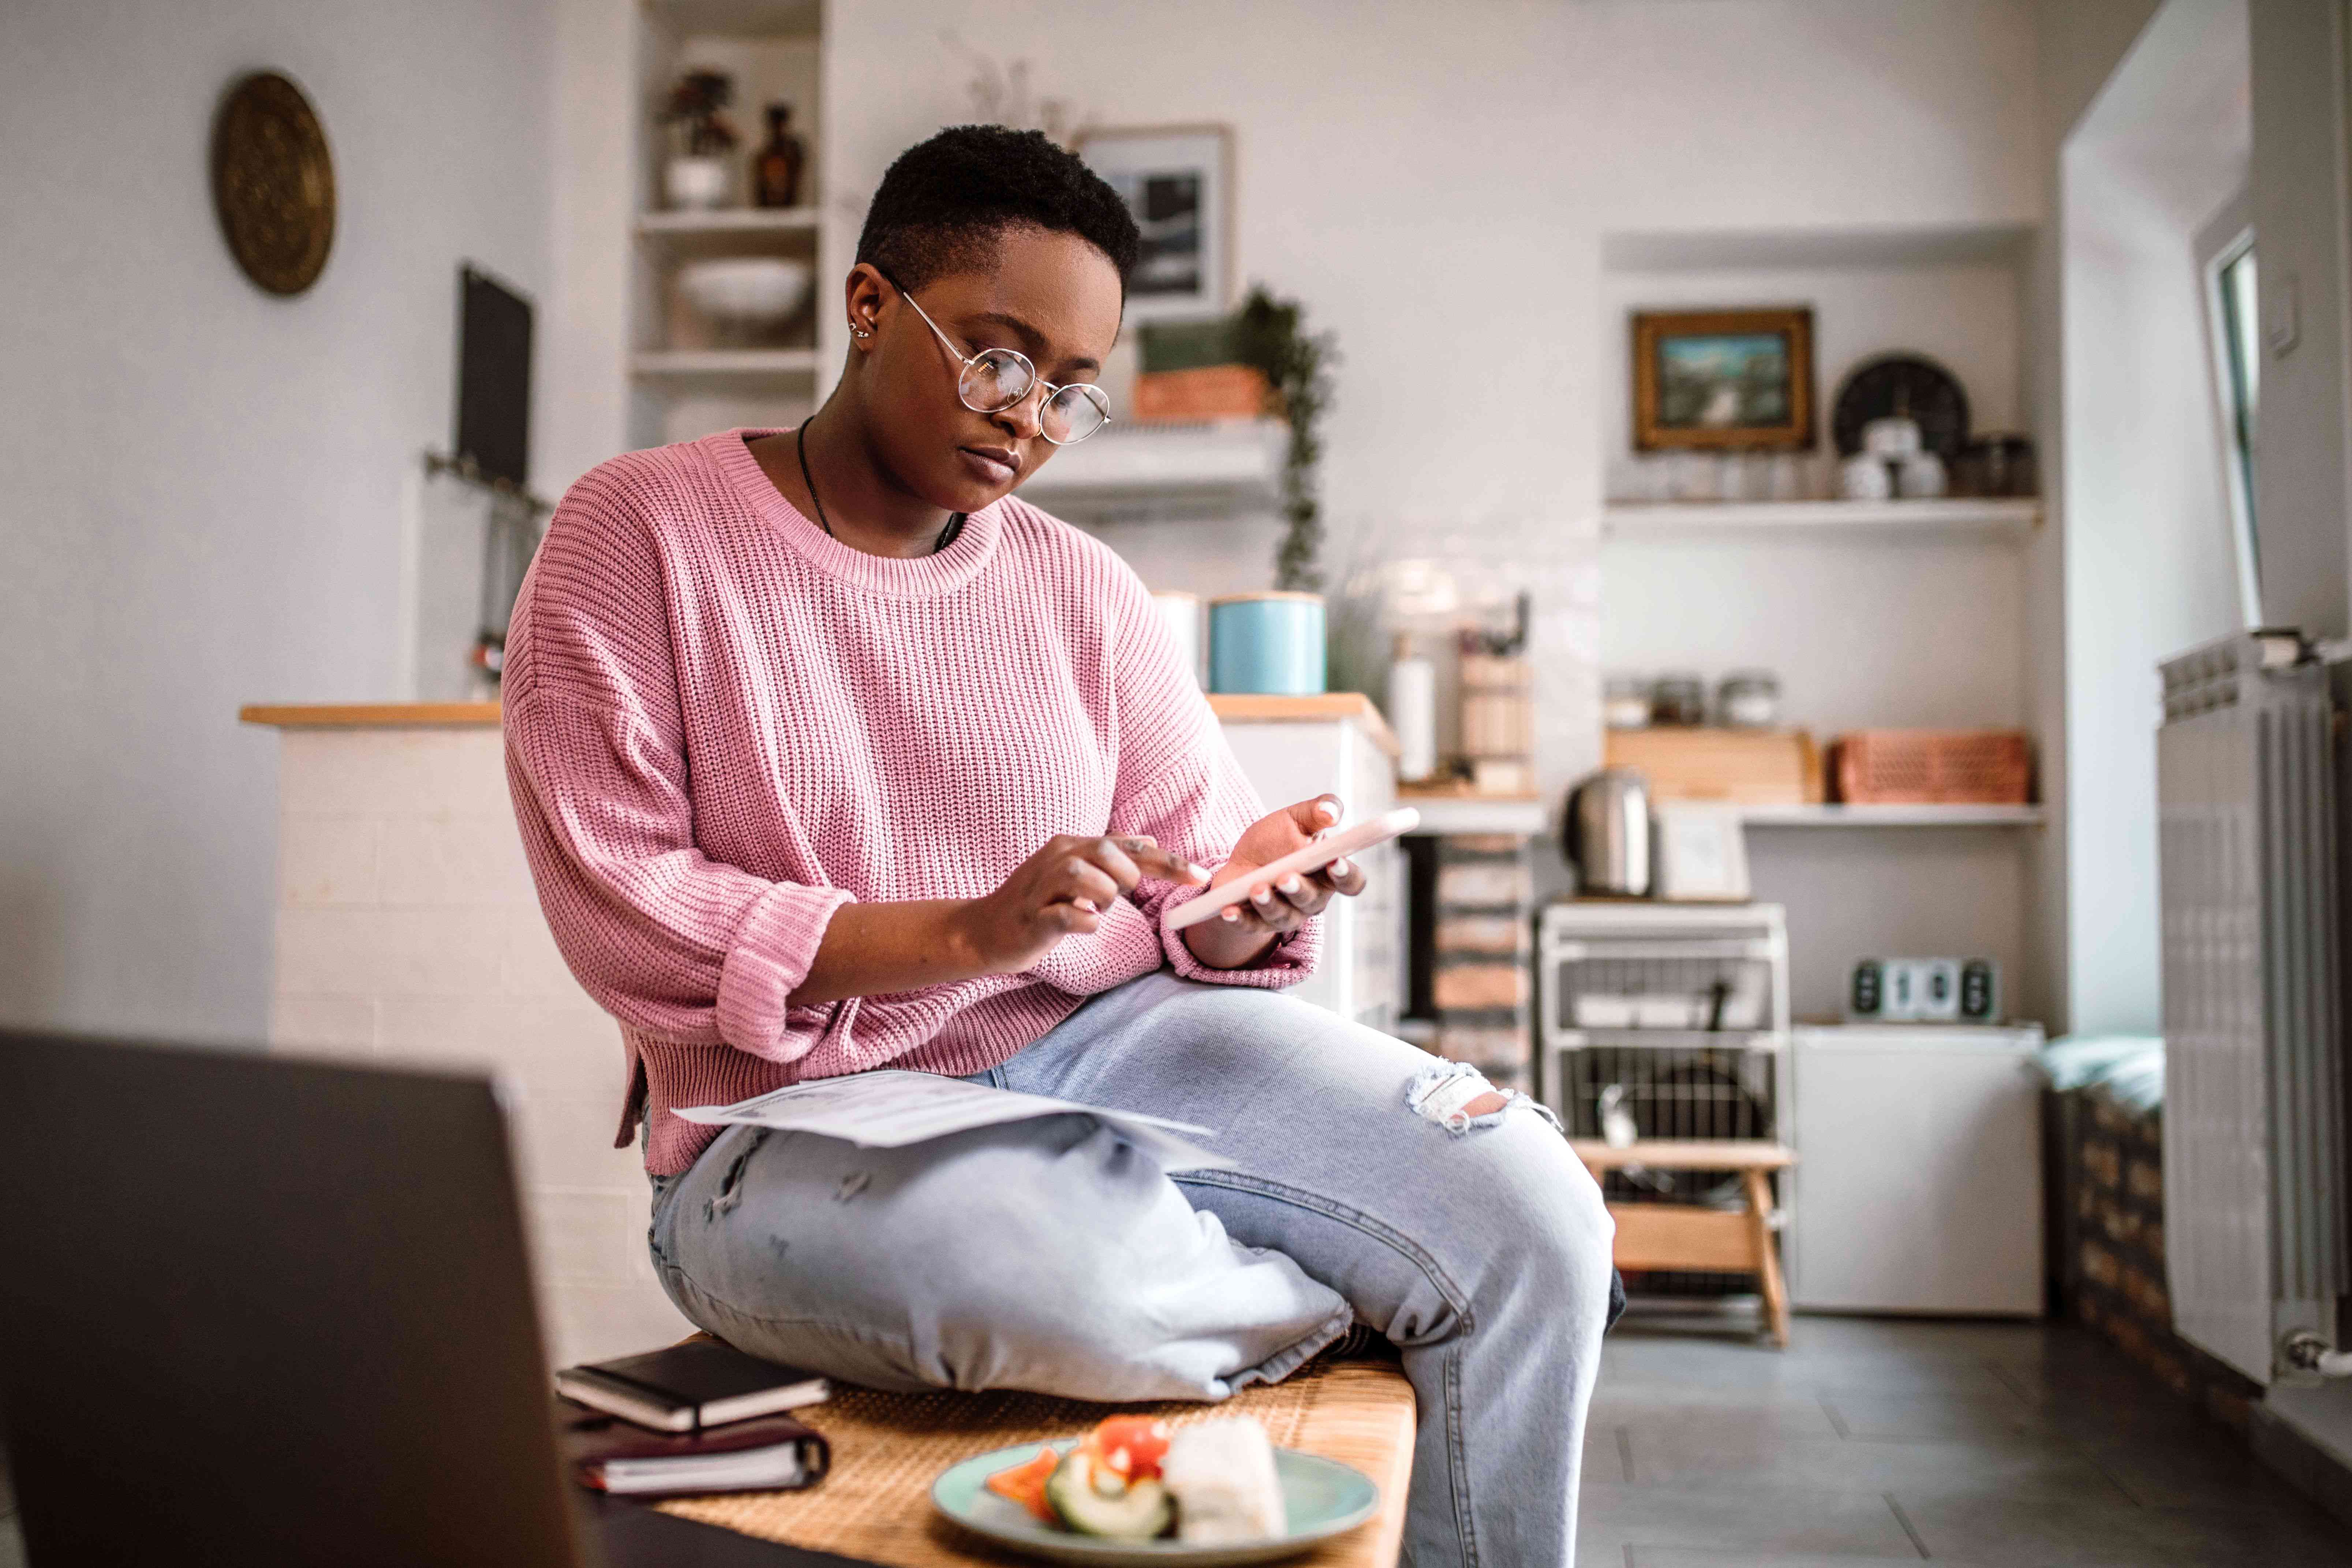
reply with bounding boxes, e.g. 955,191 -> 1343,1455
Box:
1076,124 -> 1233,321
1631,307 -> 1815,450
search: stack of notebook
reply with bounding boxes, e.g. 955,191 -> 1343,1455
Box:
554,1339 -> 833,1497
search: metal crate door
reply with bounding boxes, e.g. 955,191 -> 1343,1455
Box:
1536,903 -> 1793,1296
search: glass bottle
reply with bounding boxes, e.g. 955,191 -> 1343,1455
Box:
751,102 -> 806,209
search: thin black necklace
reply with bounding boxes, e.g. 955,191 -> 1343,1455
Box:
796,418 -> 964,554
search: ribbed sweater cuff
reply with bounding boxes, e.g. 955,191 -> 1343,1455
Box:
716,883 -> 856,1060
1158,902 -> 1320,989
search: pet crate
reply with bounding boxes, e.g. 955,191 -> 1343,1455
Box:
1536,901 -> 1793,1295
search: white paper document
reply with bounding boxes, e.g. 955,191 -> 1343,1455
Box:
676,1070 -> 1236,1171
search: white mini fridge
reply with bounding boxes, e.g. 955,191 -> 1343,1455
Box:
1788,1024 -> 2045,1316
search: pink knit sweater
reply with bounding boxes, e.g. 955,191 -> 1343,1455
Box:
503,430 -> 1316,1174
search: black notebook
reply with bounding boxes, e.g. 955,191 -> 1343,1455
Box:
553,1340 -> 830,1433
556,1399 -> 832,1496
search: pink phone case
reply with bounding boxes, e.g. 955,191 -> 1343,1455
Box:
1163,807 -> 1421,931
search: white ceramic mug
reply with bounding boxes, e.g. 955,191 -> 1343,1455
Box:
1898,451 -> 1949,498
1840,454 -> 1894,501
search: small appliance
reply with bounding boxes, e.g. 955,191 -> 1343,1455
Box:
1563,769 -> 1652,897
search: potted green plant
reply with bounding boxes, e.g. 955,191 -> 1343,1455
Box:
662,70 -> 738,210
1230,287 -> 1338,591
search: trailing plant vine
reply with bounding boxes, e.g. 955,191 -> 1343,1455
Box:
1231,287 -> 1338,591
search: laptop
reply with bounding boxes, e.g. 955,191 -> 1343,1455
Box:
0,1030 -> 855,1567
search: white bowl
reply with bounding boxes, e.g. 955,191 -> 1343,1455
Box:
676,257 -> 813,338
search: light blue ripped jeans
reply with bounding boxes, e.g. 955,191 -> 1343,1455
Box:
648,971 -> 1616,1568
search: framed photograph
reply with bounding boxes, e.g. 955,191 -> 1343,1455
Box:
1631,307 -> 1815,450
1076,125 -> 1233,321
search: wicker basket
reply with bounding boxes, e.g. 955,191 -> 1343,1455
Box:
1833,729 -> 2032,804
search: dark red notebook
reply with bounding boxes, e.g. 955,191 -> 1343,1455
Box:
557,1400 -> 831,1497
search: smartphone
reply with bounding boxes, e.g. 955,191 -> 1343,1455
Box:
1163,807 -> 1421,931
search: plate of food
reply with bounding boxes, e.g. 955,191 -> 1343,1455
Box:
930,1413 -> 1379,1565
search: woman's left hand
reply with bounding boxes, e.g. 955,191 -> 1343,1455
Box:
1180,794 -> 1368,968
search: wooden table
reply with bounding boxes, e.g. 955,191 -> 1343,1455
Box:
1571,1139 -> 1797,1346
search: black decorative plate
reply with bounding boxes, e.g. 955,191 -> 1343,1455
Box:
1831,354 -> 1969,460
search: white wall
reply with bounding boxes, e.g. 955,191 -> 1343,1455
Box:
0,0 -> 2061,1047
1597,255 -> 2031,738
2019,0 -> 2165,1037
2059,0 -> 2248,1035
2247,0 -> 2352,640
816,0 -> 2045,818
0,0 -> 556,1040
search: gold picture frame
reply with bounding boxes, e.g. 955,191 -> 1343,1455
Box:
1631,307 -> 1814,451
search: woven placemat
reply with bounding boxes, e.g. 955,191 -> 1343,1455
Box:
657,1358 -> 1417,1568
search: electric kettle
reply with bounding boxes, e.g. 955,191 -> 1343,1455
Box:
1564,769 -> 1651,897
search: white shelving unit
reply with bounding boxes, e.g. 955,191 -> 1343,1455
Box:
1602,498 -> 2041,539
1598,217 -> 2048,1023
628,1 -> 825,452
1017,420 -> 1287,523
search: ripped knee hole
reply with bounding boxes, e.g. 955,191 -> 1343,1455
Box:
1406,1060 -> 1555,1134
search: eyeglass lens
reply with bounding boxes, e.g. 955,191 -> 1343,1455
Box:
957,350 -> 1110,445
958,351 -> 1033,413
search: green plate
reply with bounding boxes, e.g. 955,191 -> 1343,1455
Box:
930,1438 -> 1380,1566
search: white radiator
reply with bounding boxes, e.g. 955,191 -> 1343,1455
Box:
2156,632 -> 2348,1383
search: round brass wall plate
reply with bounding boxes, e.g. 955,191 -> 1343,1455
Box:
211,71 -> 335,296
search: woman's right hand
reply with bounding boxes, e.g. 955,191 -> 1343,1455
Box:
958,834 -> 1207,975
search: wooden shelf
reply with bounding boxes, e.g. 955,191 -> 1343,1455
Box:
1602,498 -> 2041,539
636,207 -> 822,236
1206,692 -> 1398,759
1739,803 -> 2044,827
241,703 -> 500,729
631,348 -> 819,378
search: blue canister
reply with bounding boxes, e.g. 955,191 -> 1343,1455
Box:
1209,592 -> 1326,695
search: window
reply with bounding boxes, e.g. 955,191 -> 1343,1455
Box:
2200,202 -> 2261,627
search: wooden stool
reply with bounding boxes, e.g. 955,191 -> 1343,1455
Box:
1571,1139 -> 1797,1347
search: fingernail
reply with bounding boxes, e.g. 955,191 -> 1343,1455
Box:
1221,907 -> 1241,923
1252,887 -> 1275,905
1279,875 -> 1303,894
1317,799 -> 1340,820
1332,858 -> 1352,877
1074,898 -> 1098,914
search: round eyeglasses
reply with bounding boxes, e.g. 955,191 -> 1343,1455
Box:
876,270 -> 1113,446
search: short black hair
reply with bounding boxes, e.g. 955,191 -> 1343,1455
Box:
855,125 -> 1140,296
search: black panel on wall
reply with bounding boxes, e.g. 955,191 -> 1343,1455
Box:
456,265 -> 534,489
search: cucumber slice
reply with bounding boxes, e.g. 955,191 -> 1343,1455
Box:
1045,1449 -> 1174,1539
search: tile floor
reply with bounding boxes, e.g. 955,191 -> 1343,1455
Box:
1,1315 -> 2344,1566
1585,1310 -> 2352,1567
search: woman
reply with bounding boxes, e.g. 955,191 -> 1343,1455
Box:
504,126 -> 1613,1567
